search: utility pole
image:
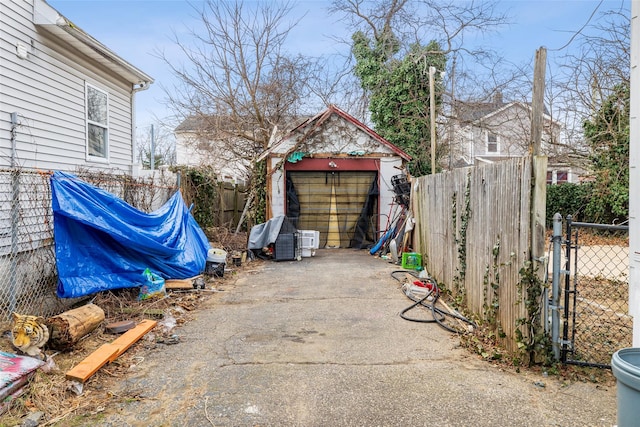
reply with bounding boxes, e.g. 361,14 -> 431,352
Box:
530,47 -> 548,304
530,48 -> 546,155
150,124 -> 155,171
429,66 -> 436,174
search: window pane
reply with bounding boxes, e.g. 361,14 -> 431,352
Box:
87,86 -> 107,124
488,143 -> 498,153
88,124 -> 106,157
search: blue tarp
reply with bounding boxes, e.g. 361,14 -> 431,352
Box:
51,171 -> 209,298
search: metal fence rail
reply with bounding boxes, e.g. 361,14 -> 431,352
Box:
558,215 -> 631,368
0,169 -> 177,321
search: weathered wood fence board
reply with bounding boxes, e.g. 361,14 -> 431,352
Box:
218,182 -> 247,228
412,157 -> 535,354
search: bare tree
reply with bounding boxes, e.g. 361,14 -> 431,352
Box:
550,7 -> 630,167
329,0 -> 515,170
159,0 -> 321,160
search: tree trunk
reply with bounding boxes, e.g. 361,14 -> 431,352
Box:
47,304 -> 105,350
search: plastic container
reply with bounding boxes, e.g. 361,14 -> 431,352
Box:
401,252 -> 422,270
299,230 -> 319,257
207,248 -> 227,264
275,233 -> 297,261
612,348 -> 640,426
205,261 -> 225,277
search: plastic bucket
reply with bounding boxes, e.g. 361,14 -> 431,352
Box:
207,248 -> 227,264
611,347 -> 640,426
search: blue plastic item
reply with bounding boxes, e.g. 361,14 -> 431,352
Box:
612,348 -> 640,427
51,171 -> 209,298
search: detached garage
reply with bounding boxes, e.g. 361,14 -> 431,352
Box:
258,105 -> 411,249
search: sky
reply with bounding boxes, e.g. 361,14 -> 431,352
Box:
47,0 -> 629,137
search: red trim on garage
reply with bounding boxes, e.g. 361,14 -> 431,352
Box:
284,158 -> 379,172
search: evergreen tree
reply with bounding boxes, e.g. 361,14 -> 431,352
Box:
582,82 -> 629,223
352,29 -> 446,176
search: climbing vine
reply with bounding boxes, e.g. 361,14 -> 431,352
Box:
483,239 -> 502,334
248,160 -> 267,228
515,260 -> 552,366
175,166 -> 219,229
452,172 -> 471,302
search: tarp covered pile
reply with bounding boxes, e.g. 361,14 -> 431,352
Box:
51,171 -> 209,298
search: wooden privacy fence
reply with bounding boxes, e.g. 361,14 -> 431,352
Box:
412,156 -> 546,357
215,182 -> 247,229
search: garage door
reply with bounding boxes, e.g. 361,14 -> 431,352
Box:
287,171 -> 378,248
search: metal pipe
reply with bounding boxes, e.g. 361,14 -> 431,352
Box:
551,212 -> 562,360
150,124 -> 155,171
9,113 -> 19,315
561,214 -> 574,363
429,66 -> 436,174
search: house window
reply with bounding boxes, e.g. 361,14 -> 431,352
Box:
487,132 -> 498,153
86,84 -> 109,159
547,170 -> 569,185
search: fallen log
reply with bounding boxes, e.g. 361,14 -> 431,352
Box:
47,304 -> 105,350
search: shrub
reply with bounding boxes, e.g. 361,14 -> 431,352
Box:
546,182 -> 592,227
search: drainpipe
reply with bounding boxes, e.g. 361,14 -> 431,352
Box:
9,113 -> 19,314
131,82 -> 150,176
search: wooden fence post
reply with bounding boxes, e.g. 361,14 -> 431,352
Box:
530,47 -> 547,277
233,184 -> 239,228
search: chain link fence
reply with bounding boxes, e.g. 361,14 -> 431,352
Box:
561,218 -> 631,368
0,168 -> 177,321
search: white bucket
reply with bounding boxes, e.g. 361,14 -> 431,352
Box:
207,248 -> 227,264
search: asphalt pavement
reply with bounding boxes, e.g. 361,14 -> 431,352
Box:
97,249 -> 617,427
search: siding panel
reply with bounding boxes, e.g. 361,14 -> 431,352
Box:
1,0 -> 137,173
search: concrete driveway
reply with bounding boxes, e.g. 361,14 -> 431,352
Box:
97,249 -> 617,427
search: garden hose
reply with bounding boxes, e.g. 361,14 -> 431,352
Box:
391,270 -> 477,333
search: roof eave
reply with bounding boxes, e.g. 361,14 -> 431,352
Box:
34,0 -> 154,87
259,106 -> 412,162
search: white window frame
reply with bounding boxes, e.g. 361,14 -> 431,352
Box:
487,132 -> 499,154
85,83 -> 109,162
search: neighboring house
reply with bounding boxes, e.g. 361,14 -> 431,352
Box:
174,116 -> 251,184
1,0 -> 153,174
450,93 -> 582,184
258,105 -> 411,249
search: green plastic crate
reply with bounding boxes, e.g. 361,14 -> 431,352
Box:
401,252 -> 422,270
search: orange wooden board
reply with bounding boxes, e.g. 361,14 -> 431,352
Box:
108,319 -> 157,361
65,344 -> 119,383
65,319 -> 157,382
165,278 -> 196,289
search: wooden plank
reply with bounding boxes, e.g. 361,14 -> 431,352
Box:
165,275 -> 201,289
65,319 -> 157,383
108,319 -> 157,361
65,344 -> 119,383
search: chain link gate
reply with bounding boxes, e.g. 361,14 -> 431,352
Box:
554,215 -> 631,368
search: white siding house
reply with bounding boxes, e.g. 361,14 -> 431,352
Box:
0,0 -> 153,173
450,93 -> 583,184
174,117 -> 251,184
